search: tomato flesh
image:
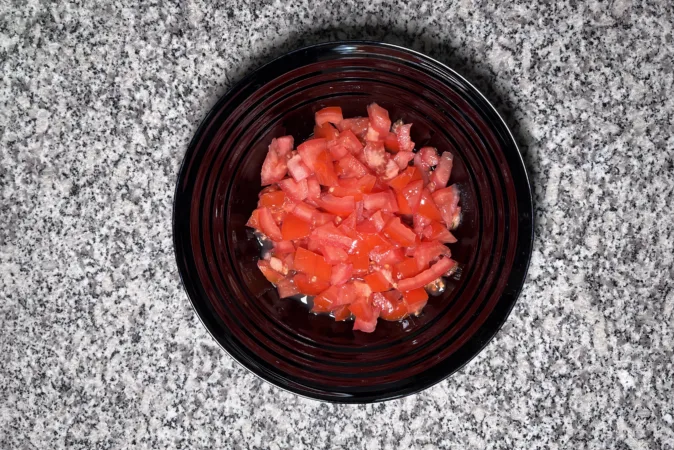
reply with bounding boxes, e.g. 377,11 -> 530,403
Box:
247,104 -> 461,332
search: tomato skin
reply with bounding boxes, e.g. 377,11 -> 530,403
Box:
367,103 -> 392,134
317,194 -> 355,217
397,257 -> 456,291
315,106 -> 344,126
258,207 -> 283,241
403,288 -> 428,314
294,273 -> 331,296
314,122 -> 340,140
383,217 -> 417,247
278,178 -> 309,202
281,214 -> 312,240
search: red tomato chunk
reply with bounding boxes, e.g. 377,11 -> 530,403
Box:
247,104 -> 461,332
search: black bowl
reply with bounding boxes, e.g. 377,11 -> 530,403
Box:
173,41 -> 533,403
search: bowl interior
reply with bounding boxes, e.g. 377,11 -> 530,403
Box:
174,42 -> 532,402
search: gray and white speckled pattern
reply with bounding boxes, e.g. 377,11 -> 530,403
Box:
1,0 -> 673,448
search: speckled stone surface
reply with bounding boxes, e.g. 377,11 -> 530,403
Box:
1,0 -> 673,448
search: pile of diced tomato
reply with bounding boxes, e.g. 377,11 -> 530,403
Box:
246,103 -> 461,332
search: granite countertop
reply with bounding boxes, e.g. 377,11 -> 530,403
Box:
2,1 -> 673,448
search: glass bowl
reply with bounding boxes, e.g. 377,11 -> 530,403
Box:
173,41 -> 533,403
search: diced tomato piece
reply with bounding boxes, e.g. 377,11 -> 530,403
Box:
394,151 -> 415,170
276,277 -> 299,298
423,221 -> 457,244
432,185 -> 460,226
401,179 -> 423,213
413,241 -> 451,271
397,257 -> 456,292
260,145 -> 288,186
382,217 -> 417,246
271,136 -> 294,157
257,260 -> 285,284
368,210 -> 388,232
313,151 -> 339,187
382,159 -> 400,180
318,194 -> 355,217
403,288 -> 428,314
413,213 -> 432,236
293,247 -> 332,282
362,141 -> 387,172
337,129 -> 364,154
394,258 -> 423,280
333,305 -> 351,321
312,285 -> 341,313
311,222 -> 356,249
365,270 -> 392,292
348,248 -> 370,275
314,122 -> 340,140
388,166 -> 419,191
335,154 -> 369,178
417,188 -> 443,221
429,151 -> 454,191
369,245 -> 405,266
257,207 -> 283,241
294,273 -> 331,296
367,103 -> 391,134
365,125 -> 380,142
315,106 -> 343,126
297,138 -> 328,170
395,190 -> 412,215
363,190 -> 398,213
330,263 -> 353,286
337,117 -> 369,138
358,231 -> 391,252
246,209 -> 261,231
278,178 -> 309,202
258,190 -> 285,209
306,176 -> 321,199
350,297 -> 379,333
378,294 -> 408,321
419,147 -> 439,166
292,202 -> 318,223
273,240 -> 296,255
395,123 -> 414,152
327,141 -> 349,159
322,245 -> 349,264
314,212 -> 337,226
281,214 -> 311,240
384,132 -> 400,153
287,154 -> 312,182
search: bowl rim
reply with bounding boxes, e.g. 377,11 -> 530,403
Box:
173,40 -> 534,403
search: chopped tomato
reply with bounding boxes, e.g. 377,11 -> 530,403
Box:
429,151 -> 453,190
337,117 -> 369,138
403,288 -> 428,314
401,179 -> 423,213
337,129 -> 364,154
333,305 -> 351,321
384,132 -> 400,153
314,122 -> 340,140
417,188 -> 443,221
315,106 -> 343,126
423,221 -> 458,244
287,154 -> 312,181
363,190 -> 398,213
259,190 -> 286,209
278,178 -> 309,202
393,151 -> 415,170
312,285 -> 341,313
364,270 -> 392,292
249,105 -> 461,332
260,144 -> 288,186
294,273 -> 331,296
330,263 -> 353,286
257,260 -> 285,284
276,277 -> 299,298
397,257 -> 456,292
281,214 -> 311,240
395,123 -> 414,152
394,258 -> 423,280
317,194 -> 355,217
382,217 -> 417,246
367,103 -> 391,134
335,154 -> 369,178
257,207 -> 283,241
